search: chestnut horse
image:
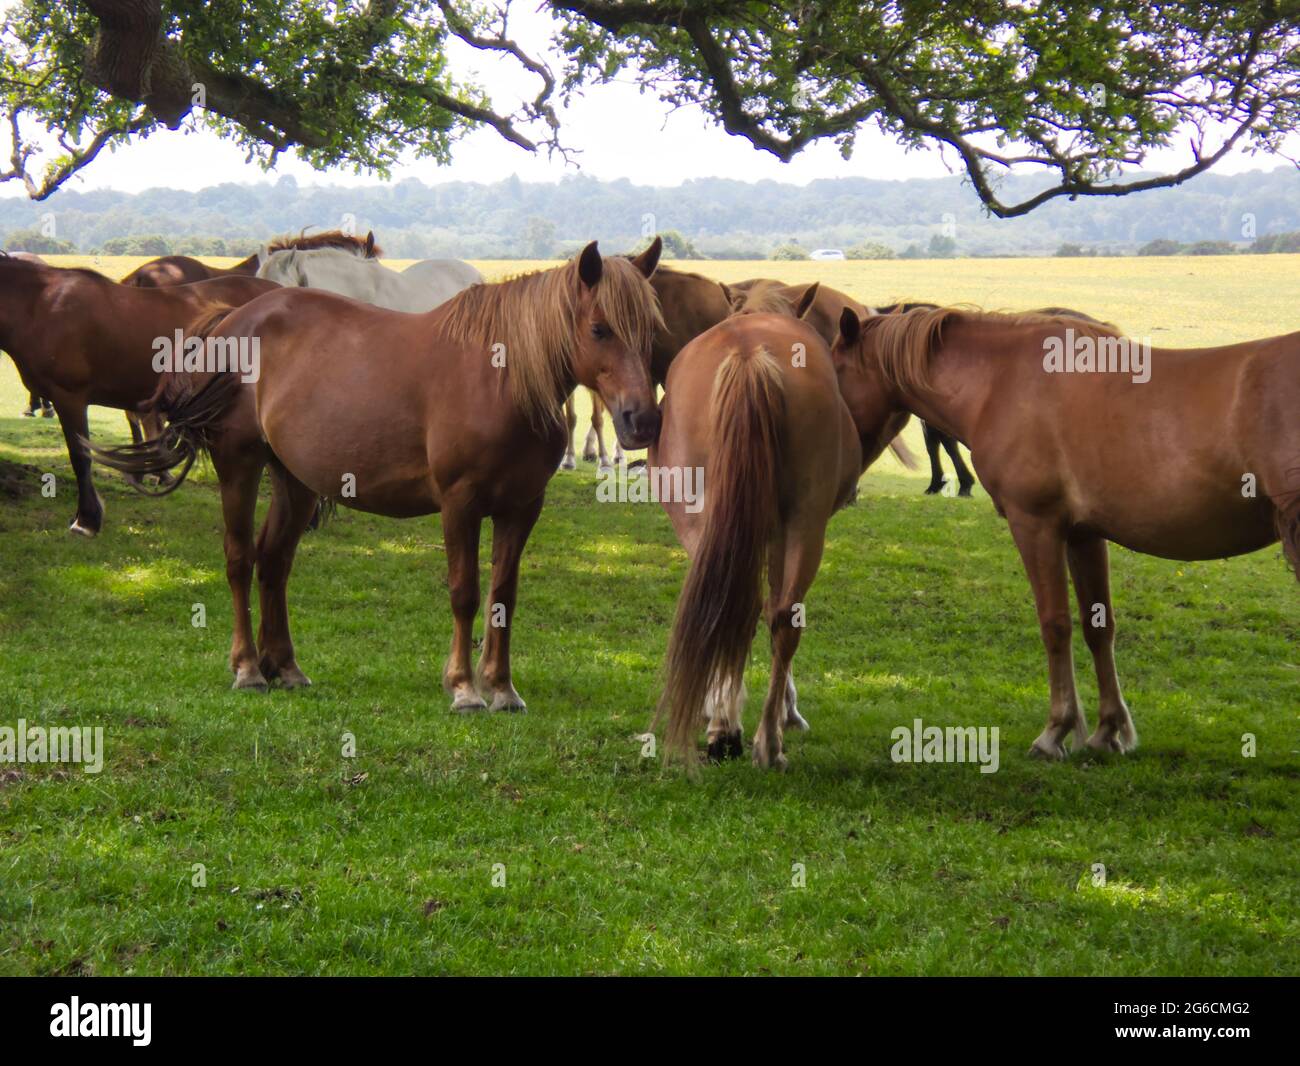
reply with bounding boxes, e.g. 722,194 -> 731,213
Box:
119,229 -> 380,287
833,306 -> 1300,759
652,290 -> 911,768
92,241 -> 665,707
0,253 -> 278,534
562,263 -> 734,471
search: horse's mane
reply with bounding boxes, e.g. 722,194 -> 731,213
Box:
731,281 -> 794,315
868,306 -> 1124,394
440,255 -> 664,430
266,229 -> 381,257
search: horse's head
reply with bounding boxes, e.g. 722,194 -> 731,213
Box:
570,238 -> 664,449
256,249 -> 304,287
832,308 -> 911,465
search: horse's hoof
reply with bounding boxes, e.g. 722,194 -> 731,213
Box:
20,409 -> 35,418
232,668 -> 269,692
752,747 -> 788,771
582,450 -> 598,464
1086,726 -> 1137,754
68,519 -> 99,538
707,731 -> 743,763
924,485 -> 942,495
276,667 -> 312,690
957,486 -> 974,497
1028,733 -> 1068,761
559,458 -> 576,471
488,689 -> 526,713
450,692 -> 488,713
41,407 -> 54,418
784,707 -> 810,733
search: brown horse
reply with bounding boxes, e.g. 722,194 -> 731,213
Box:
119,230 -> 381,287
562,263 -> 734,471
833,305 -> 1300,759
92,240 -> 665,705
652,289 -> 911,768
0,253 -> 278,534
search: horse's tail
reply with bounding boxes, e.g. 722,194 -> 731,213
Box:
656,346 -> 785,764
86,304 -> 241,496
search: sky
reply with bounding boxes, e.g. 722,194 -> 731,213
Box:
1,2 -> 1295,197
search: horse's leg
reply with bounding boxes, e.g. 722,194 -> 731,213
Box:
1007,512 -> 1087,759
942,434 -> 975,496
22,389 -> 39,417
212,449 -> 268,690
127,412 -> 144,446
753,520 -> 825,769
922,421 -> 946,494
585,389 -> 613,473
52,399 -> 104,537
254,462 -> 319,689
476,493 -> 545,711
762,532 -> 809,735
441,501 -> 487,712
1067,536 -> 1136,753
560,395 -> 577,471
704,675 -> 745,762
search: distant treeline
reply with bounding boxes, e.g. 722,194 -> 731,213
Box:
1,166 -> 1297,259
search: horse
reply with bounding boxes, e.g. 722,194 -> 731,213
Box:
0,253 -> 278,535
561,264 -> 736,471
256,243 -> 483,312
652,285 -> 912,769
2,253 -> 56,417
832,305 -> 1300,759
90,240 -> 665,705
119,229 -> 380,288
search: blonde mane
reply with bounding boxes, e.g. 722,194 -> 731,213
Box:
868,306 -> 1123,394
440,254 -> 664,429
731,280 -> 795,315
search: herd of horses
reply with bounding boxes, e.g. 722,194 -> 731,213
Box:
2,233 -> 1296,770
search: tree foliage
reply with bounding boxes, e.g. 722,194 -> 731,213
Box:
552,1 -> 1300,216
0,0 -> 563,199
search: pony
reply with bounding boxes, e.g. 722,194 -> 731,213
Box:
90,240 -> 665,705
651,285 -> 910,768
256,244 -> 482,312
0,253 -> 278,534
833,305 -> 1300,758
561,264 -> 743,472
119,229 -> 380,288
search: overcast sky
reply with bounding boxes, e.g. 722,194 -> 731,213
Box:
2,2 -> 1294,197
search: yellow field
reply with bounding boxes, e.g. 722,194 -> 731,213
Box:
14,254 -> 1300,477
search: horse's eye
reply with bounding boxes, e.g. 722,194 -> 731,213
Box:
591,323 -> 612,340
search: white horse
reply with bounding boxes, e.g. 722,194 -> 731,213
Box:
256,246 -> 483,312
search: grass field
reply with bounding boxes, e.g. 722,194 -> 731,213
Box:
0,256 -> 1296,975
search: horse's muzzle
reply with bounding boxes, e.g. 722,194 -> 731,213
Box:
615,404 -> 661,450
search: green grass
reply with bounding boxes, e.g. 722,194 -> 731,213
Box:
0,258 -> 1297,975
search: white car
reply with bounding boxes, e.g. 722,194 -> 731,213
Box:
810,248 -> 846,261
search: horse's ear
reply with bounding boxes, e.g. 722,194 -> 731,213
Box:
630,235 -> 662,278
365,231 -> 376,257
577,241 -> 603,289
794,282 -> 820,320
838,306 -> 861,346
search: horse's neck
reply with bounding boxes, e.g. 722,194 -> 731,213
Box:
904,323 -> 1003,443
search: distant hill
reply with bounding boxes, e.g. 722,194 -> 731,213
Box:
1,166 -> 1297,259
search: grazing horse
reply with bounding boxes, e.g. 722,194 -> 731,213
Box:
256,243 -> 482,312
0,253 -> 278,535
652,293 -> 912,769
561,264 -> 735,471
91,241 -> 665,705
119,229 -> 380,288
833,306 -> 1300,758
